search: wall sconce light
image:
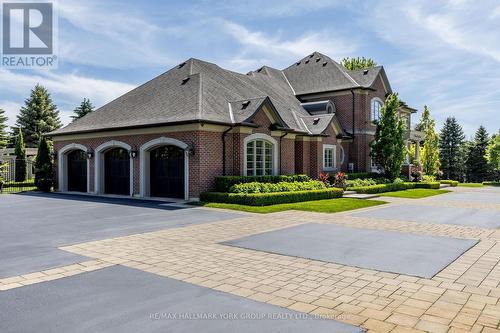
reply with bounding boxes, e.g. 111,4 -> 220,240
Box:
87,151 -> 94,159
130,150 -> 138,159
188,147 -> 195,156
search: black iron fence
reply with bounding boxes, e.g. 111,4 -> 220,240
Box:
0,159 -> 36,193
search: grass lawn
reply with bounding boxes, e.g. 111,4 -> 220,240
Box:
197,198 -> 386,214
458,183 -> 484,187
380,188 -> 450,199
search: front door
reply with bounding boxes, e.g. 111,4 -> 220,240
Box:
104,148 -> 130,195
67,150 -> 87,192
150,145 -> 185,198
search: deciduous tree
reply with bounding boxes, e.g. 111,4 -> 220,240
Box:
341,57 -> 377,70
417,106 -> 440,175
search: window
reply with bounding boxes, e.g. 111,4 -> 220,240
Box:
323,144 -> 336,171
371,98 -> 383,122
246,139 -> 274,176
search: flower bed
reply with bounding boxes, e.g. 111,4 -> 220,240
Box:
200,188 -> 343,206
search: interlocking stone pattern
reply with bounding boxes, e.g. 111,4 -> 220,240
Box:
1,186 -> 500,333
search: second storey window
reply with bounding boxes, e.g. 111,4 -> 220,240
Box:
323,144 -> 336,171
246,139 -> 274,176
371,98 -> 383,122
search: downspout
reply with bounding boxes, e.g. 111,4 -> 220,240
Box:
222,126 -> 233,176
279,132 -> 288,175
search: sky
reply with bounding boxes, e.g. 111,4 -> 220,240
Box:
1,0 -> 499,137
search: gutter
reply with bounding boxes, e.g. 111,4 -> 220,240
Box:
221,126 -> 234,176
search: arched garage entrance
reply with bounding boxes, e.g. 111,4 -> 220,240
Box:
95,140 -> 133,196
140,137 -> 189,200
104,148 -> 130,195
57,143 -> 89,193
150,145 -> 185,198
67,150 -> 87,192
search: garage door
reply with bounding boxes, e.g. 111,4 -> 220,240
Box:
150,145 -> 184,198
67,150 -> 87,192
104,148 -> 130,195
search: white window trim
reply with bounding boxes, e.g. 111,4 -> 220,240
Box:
322,144 -> 337,171
339,145 -> 345,165
371,97 -> 383,123
58,143 -> 89,193
95,140 -> 133,196
243,133 -> 278,176
139,137 -> 189,200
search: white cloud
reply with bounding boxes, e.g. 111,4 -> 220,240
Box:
0,101 -> 23,128
0,69 -> 136,127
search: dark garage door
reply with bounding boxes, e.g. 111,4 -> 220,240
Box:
67,150 -> 87,192
150,145 -> 184,198
104,148 -> 130,195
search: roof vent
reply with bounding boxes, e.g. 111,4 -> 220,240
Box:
309,53 -> 314,58
178,62 -> 186,68
322,62 -> 328,67
363,69 -> 369,75
181,77 -> 190,85
241,100 -> 251,109
305,59 -> 310,64
313,117 -> 320,125
257,67 -> 264,73
296,61 -> 300,66
316,57 -> 321,62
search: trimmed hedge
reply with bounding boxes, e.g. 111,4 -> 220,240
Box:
345,172 -> 386,180
200,188 -> 343,206
229,180 -> 325,194
3,180 -> 35,188
440,180 -> 459,187
350,182 -> 440,194
215,175 -> 311,192
414,182 -> 441,189
483,181 -> 500,186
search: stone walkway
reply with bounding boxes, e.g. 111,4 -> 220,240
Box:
1,187 -> 500,332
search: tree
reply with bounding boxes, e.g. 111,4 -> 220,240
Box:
15,84 -> 62,147
439,117 -> 465,181
34,136 -> 53,192
465,126 -> 490,182
71,98 -> 94,121
370,93 -> 407,181
0,108 -> 8,148
486,131 -> 500,180
417,106 -> 440,175
341,57 -> 377,70
14,128 -> 27,182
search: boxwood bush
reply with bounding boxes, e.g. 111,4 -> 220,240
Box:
414,182 -> 440,189
229,180 -> 325,194
350,181 -> 440,194
344,172 -> 386,180
483,181 -> 500,186
440,180 -> 458,187
215,175 -> 311,192
200,188 -> 343,206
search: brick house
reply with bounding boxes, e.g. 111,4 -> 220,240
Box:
49,52 -> 417,200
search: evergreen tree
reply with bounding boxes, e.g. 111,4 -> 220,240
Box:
486,131 -> 500,180
417,106 -> 440,175
439,117 -> 466,181
14,128 -> 27,182
341,57 -> 377,70
71,98 -> 94,121
370,93 -> 407,181
465,126 -> 490,182
0,108 -> 8,148
15,84 -> 62,147
34,136 -> 53,192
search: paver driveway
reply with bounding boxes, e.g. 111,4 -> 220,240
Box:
1,186 -> 500,332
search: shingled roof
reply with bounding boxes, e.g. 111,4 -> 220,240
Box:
50,52 -> 388,137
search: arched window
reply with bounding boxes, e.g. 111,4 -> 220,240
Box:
246,139 -> 274,176
371,98 -> 383,122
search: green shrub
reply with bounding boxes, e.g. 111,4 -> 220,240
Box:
483,181 -> 500,186
215,175 -> 311,192
347,178 -> 378,188
350,182 -> 414,194
440,180 -> 458,187
229,180 -> 325,194
200,188 -> 343,206
3,179 -> 35,188
345,172 -> 386,180
414,182 -> 440,189
422,175 -> 436,182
